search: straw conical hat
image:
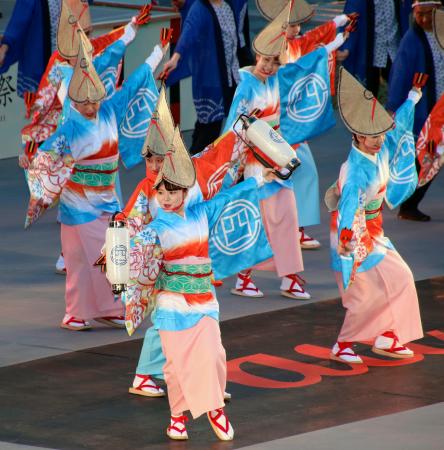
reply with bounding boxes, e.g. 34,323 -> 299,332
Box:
337,67 -> 394,136
256,0 -> 314,25
142,87 -> 175,157
433,8 -> 444,50
253,1 -> 290,57
66,0 -> 92,32
154,127 -> 196,189
57,0 -> 93,58
68,33 -> 105,103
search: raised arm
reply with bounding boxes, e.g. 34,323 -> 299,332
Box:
93,21 -> 138,76
384,90 -> 421,209
298,15 -> 347,56
107,45 -> 164,124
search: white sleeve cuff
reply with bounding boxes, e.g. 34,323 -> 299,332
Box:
145,45 -> 164,72
333,14 -> 349,28
324,33 -> 345,54
121,21 -> 137,45
408,89 -> 422,104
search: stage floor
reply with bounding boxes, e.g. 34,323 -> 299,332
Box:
0,277 -> 442,450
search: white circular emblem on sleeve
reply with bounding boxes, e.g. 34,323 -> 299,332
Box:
211,200 -> 261,255
286,73 -> 329,123
121,88 -> 158,138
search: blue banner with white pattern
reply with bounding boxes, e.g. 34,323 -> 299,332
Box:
209,185 -> 274,280
383,98 -> 418,209
118,72 -> 159,169
279,47 -> 335,144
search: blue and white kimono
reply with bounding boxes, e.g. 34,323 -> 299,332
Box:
330,94 -> 419,289
128,177 -> 278,377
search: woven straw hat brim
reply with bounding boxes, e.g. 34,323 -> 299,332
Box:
153,127 -> 196,190
253,1 -> 290,56
256,0 -> 314,24
58,1 -> 93,58
143,87 -> 175,157
68,33 -> 105,104
337,67 -> 394,136
433,9 -> 444,50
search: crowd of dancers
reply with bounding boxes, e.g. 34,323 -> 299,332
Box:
9,0 -> 444,442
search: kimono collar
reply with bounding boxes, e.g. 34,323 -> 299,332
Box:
352,143 -> 378,165
69,103 -> 100,126
156,205 -> 186,222
239,66 -> 276,85
239,67 -> 259,82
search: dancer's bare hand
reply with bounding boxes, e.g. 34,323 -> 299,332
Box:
0,43 -> 9,67
337,241 -> 353,256
163,52 -> 180,77
18,153 -> 30,169
262,167 -> 278,183
336,49 -> 349,62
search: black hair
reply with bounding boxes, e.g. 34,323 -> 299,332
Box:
156,179 -> 187,192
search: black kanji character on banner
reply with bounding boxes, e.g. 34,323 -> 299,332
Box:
0,75 -> 16,107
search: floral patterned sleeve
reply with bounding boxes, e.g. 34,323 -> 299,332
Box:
123,180 -> 153,238
124,227 -> 163,336
32,62 -> 63,116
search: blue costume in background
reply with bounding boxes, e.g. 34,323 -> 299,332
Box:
167,0 -> 252,152
387,21 -> 442,218
387,23 -> 437,136
0,0 -> 52,96
340,0 -> 412,88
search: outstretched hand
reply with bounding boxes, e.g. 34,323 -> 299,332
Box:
18,153 -> 30,169
262,167 -> 278,183
337,241 -> 353,256
162,53 -> 180,77
0,43 -> 8,67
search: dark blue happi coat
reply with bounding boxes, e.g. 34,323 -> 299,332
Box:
340,0 -> 412,86
387,23 -> 437,136
0,0 -> 52,96
166,0 -> 251,124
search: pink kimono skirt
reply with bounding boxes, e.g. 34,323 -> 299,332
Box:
61,215 -> 124,320
159,316 -> 226,419
255,187 -> 304,277
336,250 -> 423,344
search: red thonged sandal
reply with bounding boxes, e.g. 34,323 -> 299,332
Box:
231,271 -> 264,298
207,408 -> 234,441
60,315 -> 91,331
372,331 -> 414,359
280,274 -> 311,300
129,374 -> 165,397
330,341 -> 363,364
167,415 -> 189,440
299,227 -> 321,249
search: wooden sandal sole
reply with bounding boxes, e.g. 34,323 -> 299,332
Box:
371,347 -> 414,359
128,387 -> 165,398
